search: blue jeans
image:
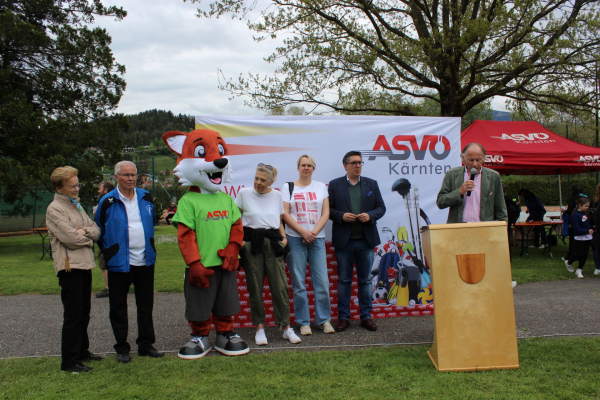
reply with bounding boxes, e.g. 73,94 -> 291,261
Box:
334,239 -> 374,321
287,237 -> 331,326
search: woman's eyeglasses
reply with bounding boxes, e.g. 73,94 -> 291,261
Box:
68,183 -> 82,190
257,163 -> 274,170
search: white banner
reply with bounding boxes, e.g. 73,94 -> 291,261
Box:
195,115 -> 461,322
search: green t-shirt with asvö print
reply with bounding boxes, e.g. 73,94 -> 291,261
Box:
172,191 -> 241,268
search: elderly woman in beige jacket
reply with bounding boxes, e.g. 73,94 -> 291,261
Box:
46,166 -> 101,373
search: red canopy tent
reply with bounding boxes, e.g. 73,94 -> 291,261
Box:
461,120 -> 600,175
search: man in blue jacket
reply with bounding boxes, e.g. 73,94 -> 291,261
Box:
95,161 -> 164,363
328,151 -> 386,332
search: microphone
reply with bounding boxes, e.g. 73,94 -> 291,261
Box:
467,167 -> 477,197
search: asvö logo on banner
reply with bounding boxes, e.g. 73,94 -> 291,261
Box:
361,134 -> 451,161
490,132 -> 554,143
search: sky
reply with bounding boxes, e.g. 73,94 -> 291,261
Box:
100,0 -> 507,117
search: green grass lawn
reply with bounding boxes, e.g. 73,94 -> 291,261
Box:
0,226 -> 183,295
138,155 -> 176,174
2,231 -> 599,399
1,337 -> 599,399
0,228 -> 596,295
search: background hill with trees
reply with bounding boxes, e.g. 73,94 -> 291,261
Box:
121,109 -> 195,147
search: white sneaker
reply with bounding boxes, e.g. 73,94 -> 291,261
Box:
283,327 -> 302,344
511,281 -> 517,288
576,269 -> 584,279
319,321 -> 335,334
565,260 -> 574,273
299,325 -> 312,336
561,257 -> 566,261
594,269 -> 600,276
538,244 -> 545,249
255,329 -> 268,346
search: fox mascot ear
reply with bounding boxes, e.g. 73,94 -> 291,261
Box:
163,131 -> 187,163
162,129 -> 233,192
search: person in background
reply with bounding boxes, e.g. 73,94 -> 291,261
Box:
47,166 -> 102,373
95,161 -> 164,363
282,155 -> 334,336
563,185 -> 587,261
165,202 -> 177,225
565,197 -> 595,278
328,151 -> 386,332
518,189 -> 547,249
593,184 -> 600,274
94,181 -> 114,299
235,163 -> 302,345
503,183 -> 521,237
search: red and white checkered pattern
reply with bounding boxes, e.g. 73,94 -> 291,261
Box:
232,241 -> 434,328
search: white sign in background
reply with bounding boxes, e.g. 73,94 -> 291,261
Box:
195,116 -> 461,321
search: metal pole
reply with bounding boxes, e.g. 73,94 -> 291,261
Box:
152,156 -> 155,198
594,61 -> 600,186
558,175 -> 563,209
567,122 -> 570,191
32,190 -> 37,228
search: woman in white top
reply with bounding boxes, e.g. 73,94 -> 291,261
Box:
282,155 -> 334,335
235,163 -> 301,345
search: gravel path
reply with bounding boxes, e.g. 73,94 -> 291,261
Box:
1,279 -> 599,359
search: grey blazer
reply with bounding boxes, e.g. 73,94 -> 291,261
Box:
436,166 -> 508,224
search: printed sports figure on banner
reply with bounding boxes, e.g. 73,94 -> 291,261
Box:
369,178 -> 433,309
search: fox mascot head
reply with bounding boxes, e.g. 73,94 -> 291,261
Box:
162,129 -> 233,193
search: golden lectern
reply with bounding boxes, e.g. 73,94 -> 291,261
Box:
421,221 -> 519,372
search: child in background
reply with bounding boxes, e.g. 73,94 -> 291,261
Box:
565,197 -> 594,278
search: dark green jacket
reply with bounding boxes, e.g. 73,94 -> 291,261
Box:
436,166 -> 508,224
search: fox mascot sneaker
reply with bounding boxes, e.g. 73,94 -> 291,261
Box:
215,332 -> 250,356
178,336 -> 212,360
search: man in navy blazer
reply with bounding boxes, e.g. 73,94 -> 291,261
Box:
328,151 -> 386,332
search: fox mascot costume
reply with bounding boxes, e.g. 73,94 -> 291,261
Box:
162,129 -> 248,359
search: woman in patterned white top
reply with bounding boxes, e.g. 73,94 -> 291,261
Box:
282,155 -> 334,335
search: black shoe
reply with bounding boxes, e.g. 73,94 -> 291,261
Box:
61,363 -> 92,373
95,288 -> 109,298
81,363 -> 93,371
117,353 -> 131,363
82,353 -> 104,362
138,347 -> 164,358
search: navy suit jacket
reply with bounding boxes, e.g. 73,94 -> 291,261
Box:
328,175 -> 386,249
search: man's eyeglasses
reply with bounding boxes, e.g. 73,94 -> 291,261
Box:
68,183 -> 82,190
346,161 -> 364,166
257,163 -> 274,170
117,173 -> 137,178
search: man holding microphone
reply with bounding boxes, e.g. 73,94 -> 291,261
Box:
437,143 -> 507,223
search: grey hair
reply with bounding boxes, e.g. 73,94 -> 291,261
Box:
256,164 -> 278,182
460,143 -> 486,159
115,161 -> 137,175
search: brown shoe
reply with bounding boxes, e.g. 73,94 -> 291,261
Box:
360,319 -> 377,331
336,319 -> 350,332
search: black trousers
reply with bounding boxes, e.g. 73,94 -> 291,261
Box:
531,215 -> 547,247
58,269 -> 92,369
567,240 -> 592,270
108,265 -> 156,354
566,230 -> 575,259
